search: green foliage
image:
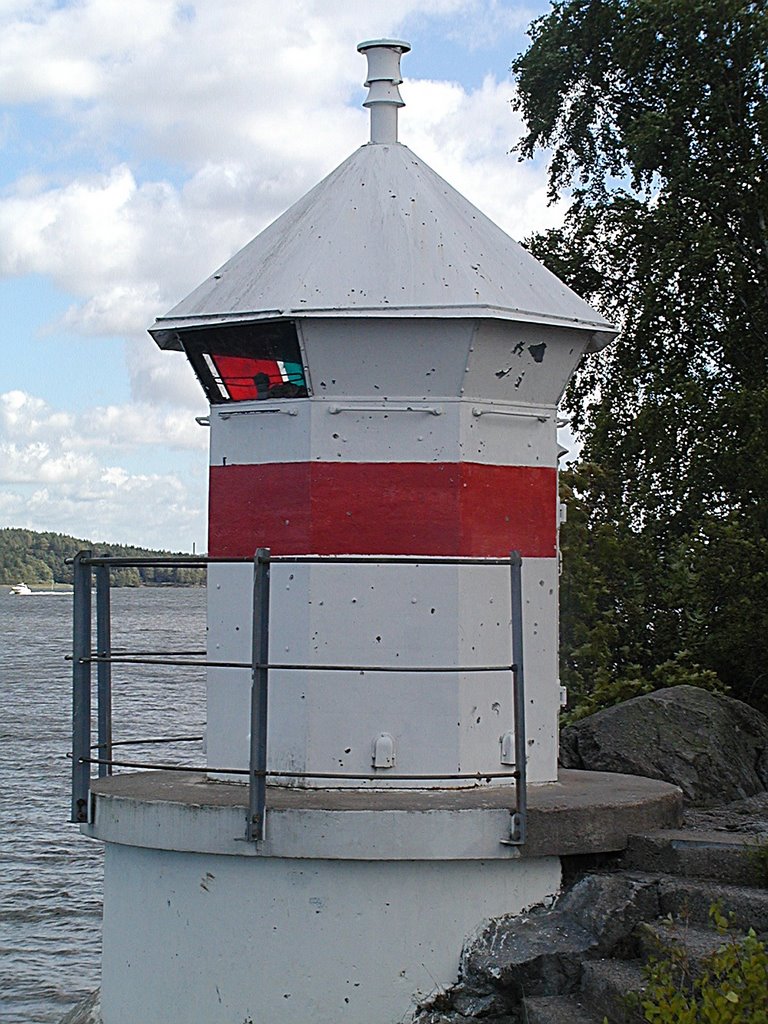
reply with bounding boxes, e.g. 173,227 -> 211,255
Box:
560,465 -> 732,720
638,907 -> 768,1023
513,1 -> 768,715
0,528 -> 205,587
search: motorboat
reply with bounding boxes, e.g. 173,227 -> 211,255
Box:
9,582 -> 32,596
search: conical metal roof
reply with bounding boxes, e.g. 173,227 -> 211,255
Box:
150,43 -> 615,353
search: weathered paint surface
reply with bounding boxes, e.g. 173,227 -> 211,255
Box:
100,40 -> 615,1024
301,318 -> 584,407
87,779 -> 539,859
205,557 -> 559,785
100,841 -> 560,1024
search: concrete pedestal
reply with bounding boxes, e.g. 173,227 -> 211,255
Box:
101,847 -> 557,1024
84,770 -> 682,1024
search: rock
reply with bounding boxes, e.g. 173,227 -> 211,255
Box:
684,790 -> 768,833
462,907 -> 593,998
458,873 -> 658,1001
560,686 -> 768,806
556,872 -> 660,956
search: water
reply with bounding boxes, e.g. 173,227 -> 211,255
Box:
0,587 -> 207,1024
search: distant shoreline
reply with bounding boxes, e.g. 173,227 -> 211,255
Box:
1,526 -> 206,589
5,581 -> 205,593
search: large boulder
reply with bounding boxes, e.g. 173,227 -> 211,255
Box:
560,686 -> 768,806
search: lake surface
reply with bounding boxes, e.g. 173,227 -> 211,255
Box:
0,587 -> 207,1024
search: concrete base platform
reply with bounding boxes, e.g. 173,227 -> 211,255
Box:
76,771 -> 681,1024
99,843 -> 560,1024
86,768 -> 682,860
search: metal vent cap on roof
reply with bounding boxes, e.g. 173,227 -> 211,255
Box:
357,39 -> 411,144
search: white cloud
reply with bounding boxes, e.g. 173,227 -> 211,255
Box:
0,441 -> 96,483
61,285 -> 163,336
0,76 -> 559,341
0,166 -> 143,283
0,0 -> 174,102
0,389 -> 207,548
124,338 -> 206,411
442,0 -> 541,51
0,472 -> 204,550
79,402 -> 205,451
0,167 -> 203,317
0,0 -> 450,129
0,389 -> 207,456
1,389 -> 74,434
404,74 -> 561,240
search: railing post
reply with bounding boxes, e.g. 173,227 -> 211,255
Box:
509,550 -> 527,845
247,547 -> 271,842
72,550 -> 93,822
95,563 -> 113,778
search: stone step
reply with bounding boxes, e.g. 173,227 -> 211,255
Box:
580,958 -> 647,1024
623,829 -> 766,885
656,874 -> 768,934
634,919 -> 736,971
523,993 -> 603,1024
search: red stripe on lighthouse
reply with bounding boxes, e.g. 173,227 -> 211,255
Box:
208,462 -> 557,558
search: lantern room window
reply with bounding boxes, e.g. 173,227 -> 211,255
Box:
182,321 -> 308,404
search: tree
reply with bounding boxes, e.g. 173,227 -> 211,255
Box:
512,0 -> 768,712
0,528 -> 205,587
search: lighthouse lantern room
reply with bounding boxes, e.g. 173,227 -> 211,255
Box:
83,40 -> 620,1024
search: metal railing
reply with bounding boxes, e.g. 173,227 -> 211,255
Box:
70,550 -> 528,845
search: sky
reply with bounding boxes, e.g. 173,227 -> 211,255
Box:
0,0 -> 563,553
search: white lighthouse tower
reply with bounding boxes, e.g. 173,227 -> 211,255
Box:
83,40 -> 621,1024
149,38 -> 615,798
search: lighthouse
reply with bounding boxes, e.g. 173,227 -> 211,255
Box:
79,40 -> 633,1024
148,38 -> 615,801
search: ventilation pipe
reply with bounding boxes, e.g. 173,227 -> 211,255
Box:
357,38 -> 411,144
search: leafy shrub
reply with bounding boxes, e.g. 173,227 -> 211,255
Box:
562,650 -> 726,724
637,905 -> 768,1023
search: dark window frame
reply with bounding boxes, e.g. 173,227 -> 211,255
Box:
181,320 -> 309,404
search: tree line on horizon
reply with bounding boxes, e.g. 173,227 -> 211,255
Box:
514,0 -> 768,717
0,528 -> 205,587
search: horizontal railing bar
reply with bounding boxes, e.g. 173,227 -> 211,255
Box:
92,650 -> 208,658
270,555 -> 513,565
67,556 -> 217,568
81,756 -> 519,781
84,655 -> 514,673
92,736 -> 204,749
66,651 -> 208,663
71,554 -> 515,568
80,656 -> 210,667
328,403 -> 442,416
